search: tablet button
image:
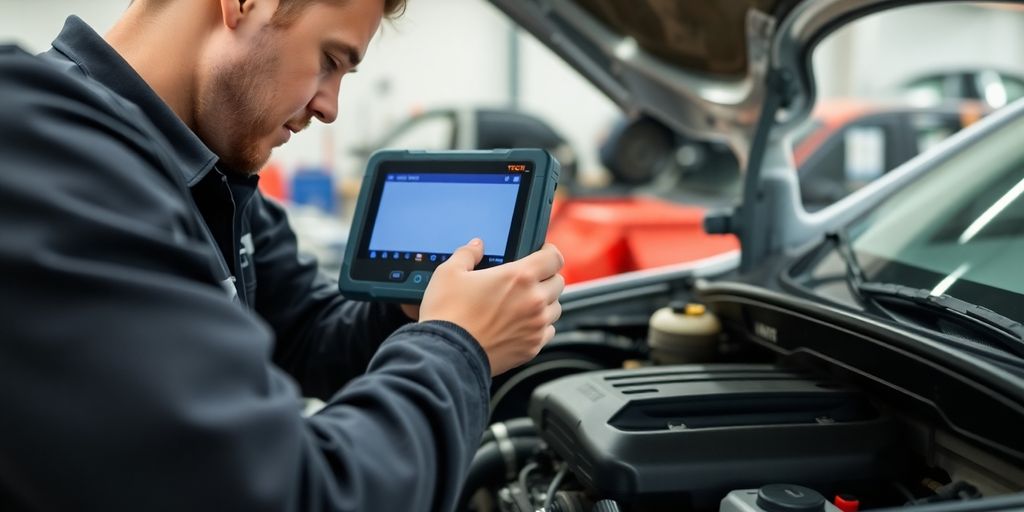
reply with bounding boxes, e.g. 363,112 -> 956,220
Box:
389,270 -> 405,281
411,272 -> 431,285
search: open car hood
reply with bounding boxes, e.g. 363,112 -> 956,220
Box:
489,0 -> 984,165
490,0 -> 797,167
489,0 -> 1022,269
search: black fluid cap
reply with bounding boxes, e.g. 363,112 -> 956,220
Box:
668,300 -> 690,314
756,484 -> 826,512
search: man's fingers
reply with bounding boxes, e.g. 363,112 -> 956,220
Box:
543,300 -> 562,325
399,303 -> 420,320
541,324 -> 557,346
539,273 -> 565,304
518,243 -> 564,281
441,238 -> 484,272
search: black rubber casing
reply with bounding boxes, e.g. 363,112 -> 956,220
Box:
528,364 -> 898,508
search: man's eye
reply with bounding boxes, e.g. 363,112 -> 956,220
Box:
322,53 -> 339,72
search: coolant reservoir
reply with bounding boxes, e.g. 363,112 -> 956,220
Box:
647,302 -> 721,364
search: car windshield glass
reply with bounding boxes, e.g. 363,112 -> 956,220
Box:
846,104 -> 1024,323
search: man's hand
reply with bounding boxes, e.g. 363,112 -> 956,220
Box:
419,239 -> 565,376
399,304 -> 420,320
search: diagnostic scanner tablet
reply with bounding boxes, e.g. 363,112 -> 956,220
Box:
338,149 -> 560,302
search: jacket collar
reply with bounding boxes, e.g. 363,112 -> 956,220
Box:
48,16 -> 218,187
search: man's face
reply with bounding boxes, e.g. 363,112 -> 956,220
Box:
195,0 -> 384,175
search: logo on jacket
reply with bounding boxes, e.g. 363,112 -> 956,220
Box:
239,233 -> 255,269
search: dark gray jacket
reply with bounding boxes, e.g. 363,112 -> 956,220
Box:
0,17 -> 490,512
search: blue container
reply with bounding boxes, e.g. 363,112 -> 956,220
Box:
290,166 -> 337,213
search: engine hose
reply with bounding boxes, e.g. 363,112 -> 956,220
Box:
591,499 -> 623,512
456,436 -> 544,512
542,465 -> 569,511
480,417 -> 537,445
547,491 -> 592,512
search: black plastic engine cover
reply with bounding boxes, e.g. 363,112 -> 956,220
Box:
528,364 -> 897,506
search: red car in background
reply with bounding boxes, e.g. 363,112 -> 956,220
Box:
550,98 -> 988,284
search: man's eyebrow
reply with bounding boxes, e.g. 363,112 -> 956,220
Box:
325,40 -> 362,68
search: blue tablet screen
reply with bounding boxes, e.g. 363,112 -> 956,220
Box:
367,173 -> 522,262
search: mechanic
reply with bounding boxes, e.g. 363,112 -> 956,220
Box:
0,0 -> 564,510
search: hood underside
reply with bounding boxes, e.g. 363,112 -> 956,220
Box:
490,0 -> 1024,269
489,0 -> 1006,170
573,0 -> 797,78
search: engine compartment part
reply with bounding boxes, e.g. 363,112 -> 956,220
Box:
468,285 -> 1024,512
720,485 -> 843,512
647,302 -> 722,364
528,364 -> 899,508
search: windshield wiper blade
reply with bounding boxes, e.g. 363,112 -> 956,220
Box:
826,230 -> 872,302
858,281 -> 1024,358
825,231 -> 1024,358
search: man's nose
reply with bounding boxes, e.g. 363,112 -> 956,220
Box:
310,78 -> 340,124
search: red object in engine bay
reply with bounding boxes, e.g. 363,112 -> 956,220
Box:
834,494 -> 861,512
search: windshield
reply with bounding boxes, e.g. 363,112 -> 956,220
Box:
846,104 -> 1024,323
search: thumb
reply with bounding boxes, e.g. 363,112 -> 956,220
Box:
443,238 -> 484,271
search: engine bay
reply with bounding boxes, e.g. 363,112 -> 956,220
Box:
459,279 -> 1024,512
529,365 -> 898,510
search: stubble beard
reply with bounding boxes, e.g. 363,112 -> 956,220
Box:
194,35 -> 281,177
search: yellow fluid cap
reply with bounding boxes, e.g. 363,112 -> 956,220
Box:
654,302 -> 721,338
684,303 -> 706,316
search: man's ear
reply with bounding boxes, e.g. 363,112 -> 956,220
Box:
219,0 -> 265,30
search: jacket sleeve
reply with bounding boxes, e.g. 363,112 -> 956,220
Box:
250,193 -> 416,400
0,46 -> 490,512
